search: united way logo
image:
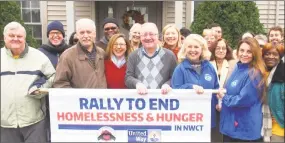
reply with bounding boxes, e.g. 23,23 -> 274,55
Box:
128,129 -> 161,142
231,80 -> 238,87
204,74 -> 212,81
128,130 -> 148,142
147,130 -> 161,142
97,126 -> 116,142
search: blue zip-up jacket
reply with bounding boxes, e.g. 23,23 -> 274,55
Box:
220,62 -> 263,140
171,59 -> 219,128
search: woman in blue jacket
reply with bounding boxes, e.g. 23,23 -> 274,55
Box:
217,37 -> 268,142
171,34 -> 219,141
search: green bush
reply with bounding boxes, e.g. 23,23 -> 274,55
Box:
190,1 -> 265,49
0,1 -> 38,48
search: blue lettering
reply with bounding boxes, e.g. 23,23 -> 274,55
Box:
113,98 -> 123,110
149,98 -> 157,110
149,99 -> 179,110
170,99 -> 179,110
79,98 -> 88,109
126,98 -> 135,110
90,98 -> 99,110
174,125 -> 204,131
135,98 -> 146,110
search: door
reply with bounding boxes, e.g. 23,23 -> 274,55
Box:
95,1 -> 162,40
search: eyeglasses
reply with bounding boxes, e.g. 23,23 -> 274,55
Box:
140,33 -> 158,38
49,31 -> 62,36
114,43 -> 126,47
216,47 -> 227,51
73,38 -> 78,43
104,27 -> 117,31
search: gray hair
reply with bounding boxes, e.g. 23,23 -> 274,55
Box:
75,18 -> 96,32
3,21 -> 26,37
254,34 -> 268,45
140,22 -> 159,35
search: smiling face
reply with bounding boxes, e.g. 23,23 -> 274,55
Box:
184,39 -> 202,62
140,23 -> 159,49
4,28 -> 26,51
263,48 -> 280,69
130,24 -> 141,43
163,27 -> 179,47
104,23 -> 119,40
112,37 -> 127,59
269,30 -> 283,44
215,40 -> 227,60
48,30 -> 64,46
238,43 -> 253,64
76,24 -> 96,49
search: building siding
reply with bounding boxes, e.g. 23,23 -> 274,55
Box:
46,1 -> 67,32
256,1 -> 284,32
74,1 -> 93,21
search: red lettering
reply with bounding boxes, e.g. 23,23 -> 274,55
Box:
57,112 -> 65,121
196,113 -> 203,122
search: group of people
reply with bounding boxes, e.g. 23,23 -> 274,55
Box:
1,16 -> 284,143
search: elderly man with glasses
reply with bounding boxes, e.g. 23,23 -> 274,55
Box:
125,22 -> 177,95
95,17 -> 120,50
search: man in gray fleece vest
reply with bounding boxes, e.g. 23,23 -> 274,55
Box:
125,22 -> 177,95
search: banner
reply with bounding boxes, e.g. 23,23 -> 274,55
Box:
49,89 -> 212,142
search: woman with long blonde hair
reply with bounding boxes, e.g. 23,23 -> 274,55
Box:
162,24 -> 182,59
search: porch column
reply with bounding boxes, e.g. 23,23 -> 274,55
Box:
66,1 -> 75,42
175,1 -> 183,29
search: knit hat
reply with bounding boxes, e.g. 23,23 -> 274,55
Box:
47,21 -> 65,37
102,17 -> 119,28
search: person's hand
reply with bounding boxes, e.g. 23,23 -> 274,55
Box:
161,84 -> 172,95
193,85 -> 204,94
216,104 -> 222,112
31,89 -> 40,95
216,88 -> 226,99
136,83 -> 148,95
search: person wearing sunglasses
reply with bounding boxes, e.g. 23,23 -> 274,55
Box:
95,17 -> 120,51
68,31 -> 78,47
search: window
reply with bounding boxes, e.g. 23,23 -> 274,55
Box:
19,1 -> 42,45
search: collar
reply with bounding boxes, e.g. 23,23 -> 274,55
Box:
77,43 -> 97,60
183,58 -> 207,69
236,61 -> 250,69
5,43 -> 29,58
142,44 -> 160,58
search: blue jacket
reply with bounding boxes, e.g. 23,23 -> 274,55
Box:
38,41 -> 68,69
220,62 -> 263,140
171,59 -> 219,128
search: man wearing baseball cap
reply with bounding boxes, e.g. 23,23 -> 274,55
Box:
95,17 -> 120,50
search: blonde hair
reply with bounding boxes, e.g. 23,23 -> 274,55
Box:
177,34 -> 211,63
202,29 -> 217,39
161,24 -> 182,48
129,23 -> 142,40
105,34 -> 131,60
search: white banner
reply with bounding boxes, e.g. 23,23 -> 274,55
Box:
49,89 -> 212,142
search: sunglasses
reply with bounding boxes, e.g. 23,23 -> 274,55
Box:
73,39 -> 78,43
104,27 -> 117,31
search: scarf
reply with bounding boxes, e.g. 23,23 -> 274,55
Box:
41,40 -> 68,55
111,55 -> 126,68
